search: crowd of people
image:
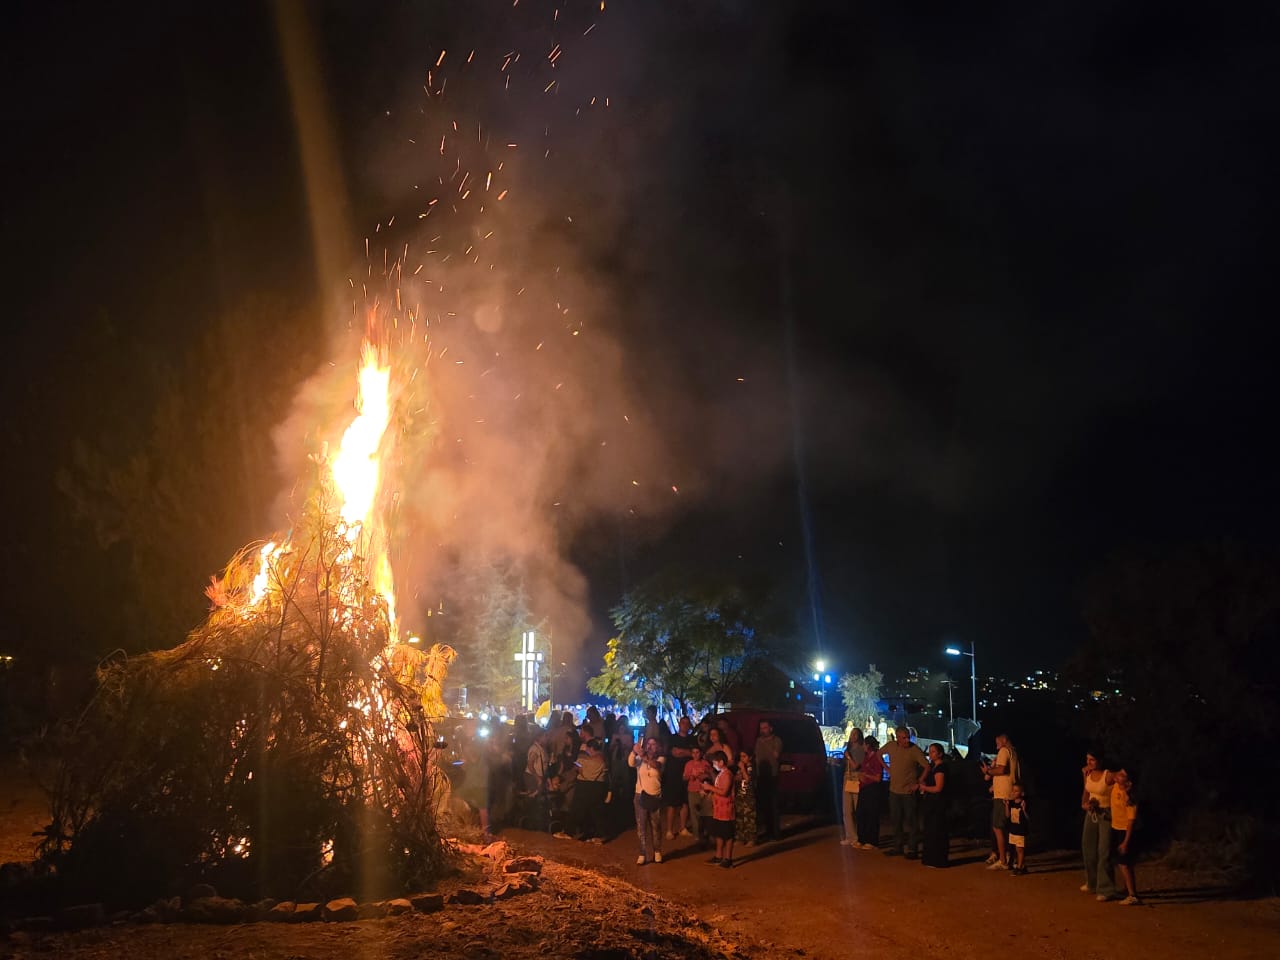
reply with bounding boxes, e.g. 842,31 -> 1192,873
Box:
837,726 -> 1142,904
453,710 -> 1143,902
453,705 -> 785,870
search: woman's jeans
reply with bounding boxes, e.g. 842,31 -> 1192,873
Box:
634,793 -> 662,861
842,788 -> 859,840
1082,809 -> 1116,896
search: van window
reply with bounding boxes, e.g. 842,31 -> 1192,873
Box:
767,716 -> 823,754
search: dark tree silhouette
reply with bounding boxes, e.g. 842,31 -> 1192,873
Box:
1070,541 -> 1280,883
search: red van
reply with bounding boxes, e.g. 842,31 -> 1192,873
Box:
701,708 -> 829,813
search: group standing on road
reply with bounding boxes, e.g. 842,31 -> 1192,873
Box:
488,709 -> 797,870
837,724 -> 1142,905
460,709 -> 1143,904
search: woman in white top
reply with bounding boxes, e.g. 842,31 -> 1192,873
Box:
840,728 -> 866,846
706,726 -> 736,770
629,737 -> 666,865
1080,750 -> 1118,900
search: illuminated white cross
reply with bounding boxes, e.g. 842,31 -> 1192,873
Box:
514,630 -> 543,711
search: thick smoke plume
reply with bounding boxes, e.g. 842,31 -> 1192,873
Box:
269,2 -> 705,682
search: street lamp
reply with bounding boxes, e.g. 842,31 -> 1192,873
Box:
944,641 -> 977,727
940,679 -> 957,749
812,660 -> 833,726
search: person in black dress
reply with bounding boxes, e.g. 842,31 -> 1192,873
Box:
855,736 -> 885,849
919,742 -> 950,868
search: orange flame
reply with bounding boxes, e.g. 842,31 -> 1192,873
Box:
236,340 -> 398,642
330,342 -> 398,641
331,343 -> 391,529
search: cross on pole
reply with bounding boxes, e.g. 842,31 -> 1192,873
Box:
514,630 -> 543,711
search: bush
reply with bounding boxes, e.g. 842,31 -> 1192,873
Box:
1163,811 -> 1280,891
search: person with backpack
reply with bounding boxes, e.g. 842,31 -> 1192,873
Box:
981,732 -> 1019,870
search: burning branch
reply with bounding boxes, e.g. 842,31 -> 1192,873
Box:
36,341 -> 457,906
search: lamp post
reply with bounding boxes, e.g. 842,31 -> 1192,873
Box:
940,679 -> 956,749
812,659 -> 833,726
944,642 -> 977,727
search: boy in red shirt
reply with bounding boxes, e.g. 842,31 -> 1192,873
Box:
702,750 -> 736,868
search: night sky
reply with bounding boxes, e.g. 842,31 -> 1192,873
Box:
3,1 -> 1277,698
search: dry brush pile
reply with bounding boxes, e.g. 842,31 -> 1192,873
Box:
29,484 -> 457,910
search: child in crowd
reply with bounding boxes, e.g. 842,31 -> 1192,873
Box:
1111,768 -> 1141,905
702,749 -> 736,868
1007,784 -> 1029,874
683,745 -> 713,844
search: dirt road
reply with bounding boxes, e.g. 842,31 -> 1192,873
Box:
505,816 -> 1278,960
2,777 -> 1276,960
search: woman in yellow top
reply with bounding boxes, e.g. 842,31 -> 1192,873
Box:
1080,751 -> 1118,901
1110,768 -> 1141,905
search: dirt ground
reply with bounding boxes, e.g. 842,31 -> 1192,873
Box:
2,765 -> 1277,960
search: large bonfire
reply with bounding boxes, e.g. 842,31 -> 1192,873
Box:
37,0 -> 618,911
38,317 -> 457,907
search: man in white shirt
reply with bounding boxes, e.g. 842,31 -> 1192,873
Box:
981,732 -> 1018,870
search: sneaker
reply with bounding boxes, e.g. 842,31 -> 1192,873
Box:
654,851 -> 663,863
859,842 -> 876,851
636,855 -> 646,865
719,859 -> 733,869
987,860 -> 1009,871
706,856 -> 721,865
1121,896 -> 1141,906
985,853 -> 1000,865
552,831 -> 572,840
1095,894 -> 1111,902
678,828 -> 693,837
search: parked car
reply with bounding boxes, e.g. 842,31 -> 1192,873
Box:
701,708 -> 830,814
